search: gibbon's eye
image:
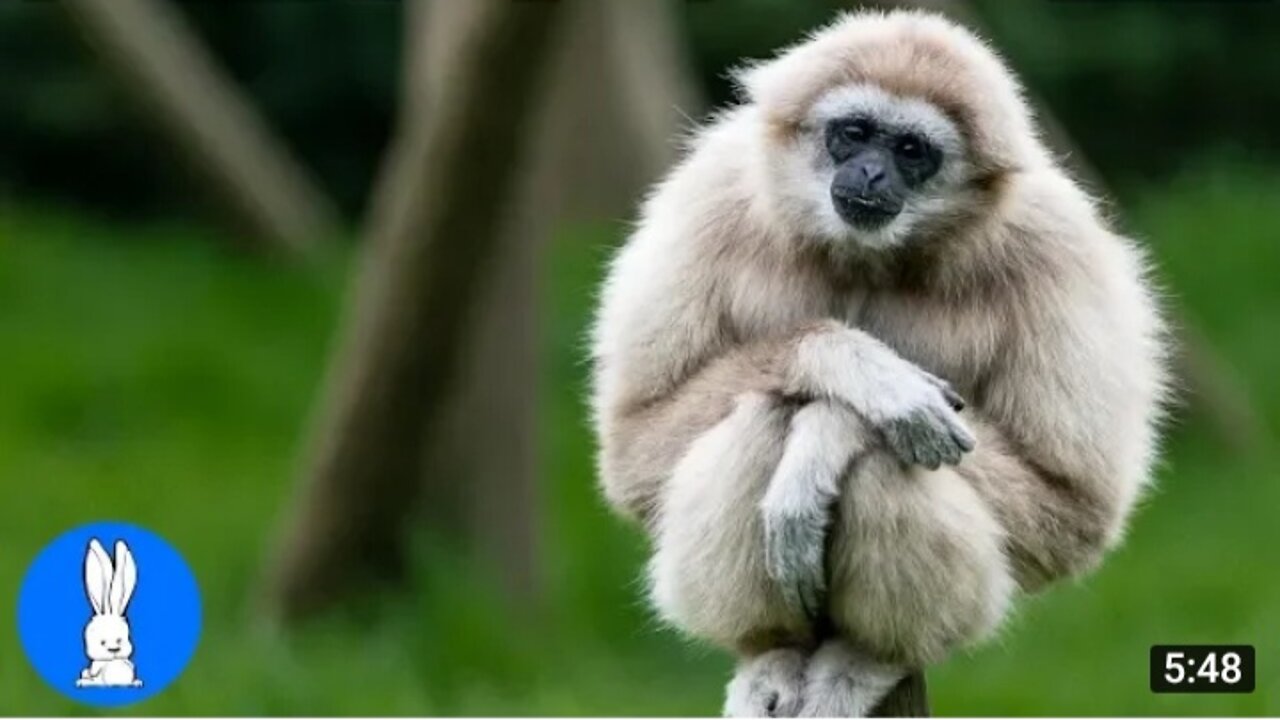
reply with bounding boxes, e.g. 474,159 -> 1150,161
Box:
826,118 -> 874,161
841,118 -> 873,143
893,133 -> 942,187
896,134 -> 925,160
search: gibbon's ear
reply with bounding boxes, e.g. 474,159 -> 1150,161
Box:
85,538 -> 113,616
110,540 -> 138,615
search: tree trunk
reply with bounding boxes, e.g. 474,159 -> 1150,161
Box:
404,0 -> 546,601
527,0 -> 702,222
264,0 -> 561,619
404,0 -> 701,600
60,0 -> 340,259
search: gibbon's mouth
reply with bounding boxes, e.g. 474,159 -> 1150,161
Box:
831,193 -> 902,230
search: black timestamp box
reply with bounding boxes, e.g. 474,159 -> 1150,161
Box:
1150,645 -> 1255,694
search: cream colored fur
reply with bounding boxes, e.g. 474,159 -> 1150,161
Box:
590,9 -> 1168,717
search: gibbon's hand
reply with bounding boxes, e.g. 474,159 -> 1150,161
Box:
795,326 -> 976,470
762,479 -> 830,619
878,369 -> 975,470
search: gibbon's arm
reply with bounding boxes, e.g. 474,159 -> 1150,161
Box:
594,317 -> 969,528
806,234 -> 1167,668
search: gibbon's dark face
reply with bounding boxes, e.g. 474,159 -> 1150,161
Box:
825,116 -> 943,230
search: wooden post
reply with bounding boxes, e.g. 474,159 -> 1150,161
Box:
60,0 -> 341,258
262,0 -> 699,619
263,0 -> 562,618
872,672 -> 929,717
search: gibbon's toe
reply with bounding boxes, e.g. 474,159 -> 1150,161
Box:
724,648 -> 807,718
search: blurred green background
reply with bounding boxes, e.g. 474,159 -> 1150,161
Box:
2,0 -> 1278,715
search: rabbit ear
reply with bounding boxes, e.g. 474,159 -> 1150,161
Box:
85,538 -> 112,615
109,540 -> 137,615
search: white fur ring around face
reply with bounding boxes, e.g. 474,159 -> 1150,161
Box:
75,538 -> 143,688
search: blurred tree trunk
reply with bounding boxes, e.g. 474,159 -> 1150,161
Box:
388,0 -> 550,603
401,0 -> 701,599
264,0 -> 562,619
538,0 -> 701,220
264,0 -> 699,619
60,0 -> 340,259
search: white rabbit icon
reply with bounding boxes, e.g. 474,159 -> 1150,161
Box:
75,538 -> 143,688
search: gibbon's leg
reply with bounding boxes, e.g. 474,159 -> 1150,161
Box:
649,392 -> 814,653
826,451 -> 1015,670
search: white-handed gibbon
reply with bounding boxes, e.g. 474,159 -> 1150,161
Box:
590,10 -> 1168,717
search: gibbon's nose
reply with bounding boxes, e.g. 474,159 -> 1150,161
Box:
858,158 -> 887,189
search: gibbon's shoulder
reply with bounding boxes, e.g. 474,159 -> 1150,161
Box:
971,166 -> 1155,313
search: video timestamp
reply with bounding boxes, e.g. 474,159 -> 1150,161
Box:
1150,645 -> 1255,693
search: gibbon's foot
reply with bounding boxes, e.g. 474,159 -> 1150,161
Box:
724,648 -> 807,718
799,639 -> 903,718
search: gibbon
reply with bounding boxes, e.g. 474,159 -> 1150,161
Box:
590,10 -> 1168,717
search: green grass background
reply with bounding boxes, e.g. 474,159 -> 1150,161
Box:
1,160 -> 1277,715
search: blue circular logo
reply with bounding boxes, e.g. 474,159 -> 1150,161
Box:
17,522 -> 202,708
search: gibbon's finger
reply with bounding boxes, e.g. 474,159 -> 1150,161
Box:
887,412 -> 944,469
942,411 -> 978,454
942,385 -> 967,412
923,406 -> 975,464
880,417 -> 915,467
940,444 -> 962,468
933,429 -> 963,467
910,416 -> 946,470
925,405 -> 968,466
925,409 -> 960,461
920,371 -> 967,412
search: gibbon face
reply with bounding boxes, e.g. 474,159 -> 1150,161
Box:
741,11 -> 1039,253
779,83 -> 974,250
